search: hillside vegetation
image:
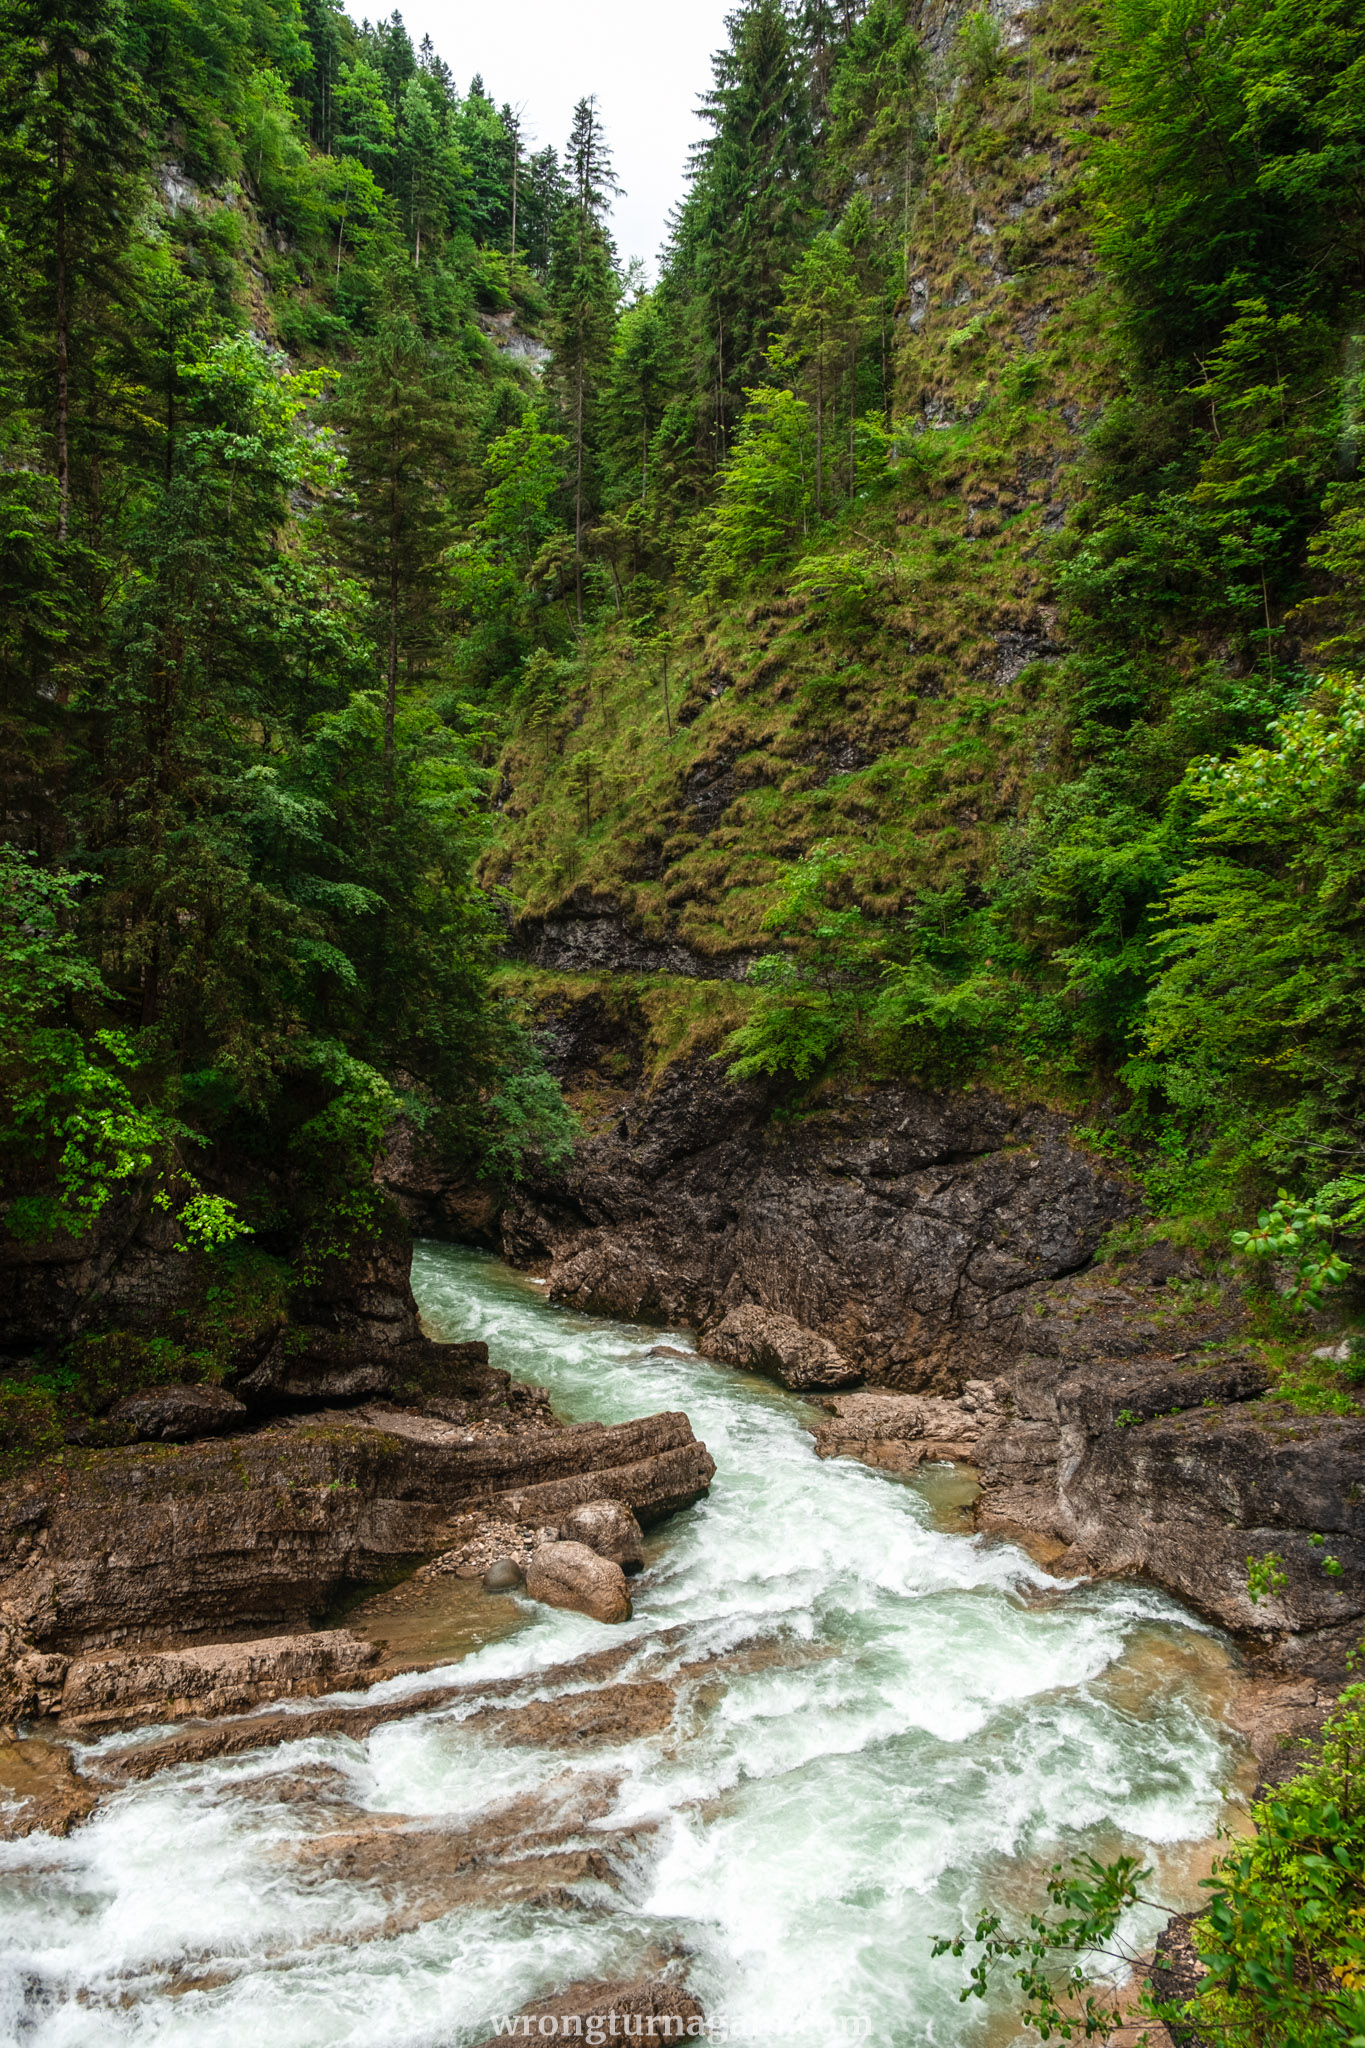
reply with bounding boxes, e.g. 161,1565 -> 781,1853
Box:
5,0 -> 1365,2037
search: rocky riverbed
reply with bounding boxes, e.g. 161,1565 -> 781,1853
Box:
397,992 -> 1364,1683
0,1245 -> 1261,2046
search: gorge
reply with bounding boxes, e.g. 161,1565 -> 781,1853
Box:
4,0 -> 1365,2037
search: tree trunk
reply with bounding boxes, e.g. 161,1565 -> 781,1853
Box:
385,550 -> 399,761
815,336 -> 824,520
55,69 -> 69,544
575,354 -> 585,626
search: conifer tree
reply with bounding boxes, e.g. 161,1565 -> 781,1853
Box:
329,312 -> 467,759
673,0 -> 814,461
548,97 -> 621,624
0,0 -> 147,543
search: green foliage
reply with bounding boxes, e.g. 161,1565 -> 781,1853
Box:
954,10 -> 1005,89
1246,1551 -> 1289,1604
721,843 -> 876,1081
1144,676 -> 1365,1178
704,387 -> 817,585
1230,1190 -> 1350,1310
0,847 -> 246,1244
932,1851 -> 1152,2039
0,0 -> 577,1279
1150,1682 -> 1365,2046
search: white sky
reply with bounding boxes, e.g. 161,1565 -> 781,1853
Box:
345,0 -> 737,273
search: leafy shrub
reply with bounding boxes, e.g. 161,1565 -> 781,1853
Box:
935,1675 -> 1365,2045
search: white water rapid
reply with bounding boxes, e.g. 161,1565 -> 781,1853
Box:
0,1243 -> 1245,2047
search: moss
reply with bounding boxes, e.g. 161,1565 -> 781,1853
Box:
0,1384 -> 64,1484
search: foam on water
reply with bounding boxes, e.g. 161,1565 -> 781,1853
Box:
0,1244 -> 1243,2047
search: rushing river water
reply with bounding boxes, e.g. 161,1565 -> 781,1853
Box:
0,1244 -> 1246,2047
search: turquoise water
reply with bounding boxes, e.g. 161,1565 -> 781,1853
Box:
0,1242 -> 1242,2047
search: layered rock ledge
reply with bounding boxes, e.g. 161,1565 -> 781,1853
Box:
0,1388 -> 714,1727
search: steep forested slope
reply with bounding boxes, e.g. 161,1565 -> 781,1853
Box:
0,0 -> 581,1379
4,0 -> 1365,1426
485,0 -> 1365,1263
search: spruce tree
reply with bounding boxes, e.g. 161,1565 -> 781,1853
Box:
329,311 -> 466,759
547,96 -> 621,623
0,0 -> 147,543
672,0 -> 814,460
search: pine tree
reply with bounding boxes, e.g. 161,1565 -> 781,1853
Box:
0,0 -> 147,543
329,311 -> 467,759
673,0 -> 814,462
398,75 -> 447,263
548,96 -> 621,623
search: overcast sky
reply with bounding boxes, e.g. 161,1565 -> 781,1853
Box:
346,0 -> 736,273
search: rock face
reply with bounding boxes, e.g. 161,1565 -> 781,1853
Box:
811,1384 -> 1000,1469
965,1255 -> 1365,1676
0,1405 -> 712,1660
465,995 -> 1365,1677
502,1049 -> 1134,1391
510,893 -> 752,981
58,1631 -> 381,1733
702,1303 -> 860,1390
108,1384 -> 248,1442
526,1541 -> 632,1624
563,1499 -> 645,1573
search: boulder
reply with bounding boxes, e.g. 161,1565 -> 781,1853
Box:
563,1498 -> 645,1573
810,1384 -> 1000,1469
702,1303 -> 860,1390
471,1976 -> 706,2048
483,1558 -> 526,1592
108,1383 -> 247,1442
525,1541 -> 632,1624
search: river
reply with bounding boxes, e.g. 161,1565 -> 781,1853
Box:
0,1242 -> 1244,2047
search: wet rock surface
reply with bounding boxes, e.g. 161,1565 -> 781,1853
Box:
472,1976 -> 708,2048
563,1498 -> 646,1572
0,1404 -> 710,1664
526,1540 -> 633,1624
500,1052 -> 1134,1390
107,1383 -> 248,1441
811,1382 -> 1001,1469
58,1629 -> 382,1733
0,1736 -> 99,1840
702,1302 -> 860,1389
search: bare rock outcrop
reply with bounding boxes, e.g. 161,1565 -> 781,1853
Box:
811,1382 -> 1002,1468
107,1384 -> 247,1441
474,1976 -> 707,2048
58,1629 -> 382,1733
0,1406 -> 712,1659
526,1541 -> 632,1624
500,1047 -> 1133,1392
965,1254 -> 1365,1675
701,1303 -> 860,1390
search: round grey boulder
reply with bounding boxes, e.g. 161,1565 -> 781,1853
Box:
483,1558 -> 526,1593
563,1499 -> 645,1575
525,1541 -> 632,1625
